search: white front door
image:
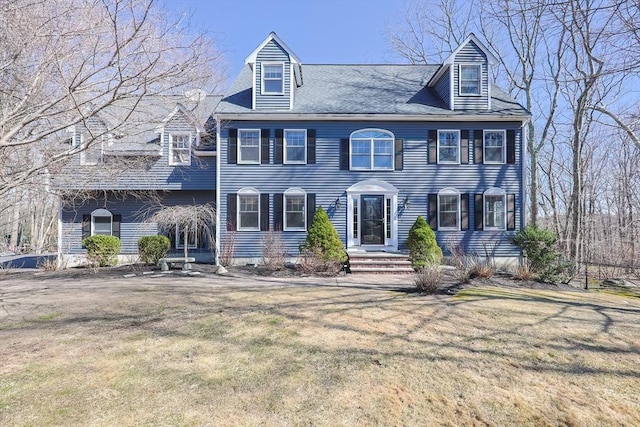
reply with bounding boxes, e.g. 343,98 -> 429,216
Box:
346,180 -> 399,250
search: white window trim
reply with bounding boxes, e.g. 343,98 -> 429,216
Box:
283,187 -> 307,231
237,187 -> 260,231
261,62 -> 285,95
437,130 -> 461,164
283,129 -> 307,164
483,188 -> 507,231
90,208 -> 113,236
483,130 -> 506,164
437,188 -> 461,231
349,128 -> 395,171
80,134 -> 103,166
238,129 -> 261,165
168,132 -> 192,166
458,63 -> 482,96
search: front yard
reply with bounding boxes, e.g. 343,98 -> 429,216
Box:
1,271 -> 639,426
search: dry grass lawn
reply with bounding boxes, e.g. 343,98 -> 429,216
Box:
1,271 -> 639,426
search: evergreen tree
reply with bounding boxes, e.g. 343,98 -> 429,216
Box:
302,206 -> 347,263
406,216 -> 442,269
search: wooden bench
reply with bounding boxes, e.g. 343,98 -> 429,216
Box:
159,257 -> 196,271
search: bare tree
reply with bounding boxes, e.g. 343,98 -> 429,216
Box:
0,0 -> 223,197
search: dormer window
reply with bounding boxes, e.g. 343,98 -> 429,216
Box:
169,133 -> 192,166
459,64 -> 481,95
262,63 -> 284,94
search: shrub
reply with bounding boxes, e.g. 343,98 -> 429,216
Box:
511,226 -> 566,282
413,264 -> 444,294
406,216 -> 443,269
300,206 -> 347,272
83,235 -> 120,267
138,235 -> 171,265
261,232 -> 286,271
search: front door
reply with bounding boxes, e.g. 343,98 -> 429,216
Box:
361,195 -> 384,245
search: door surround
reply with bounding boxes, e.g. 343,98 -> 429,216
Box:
346,179 -> 398,250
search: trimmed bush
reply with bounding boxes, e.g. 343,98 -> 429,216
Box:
83,235 -> 120,267
300,206 -> 347,272
406,216 -> 443,269
138,235 -> 171,265
511,226 -> 568,282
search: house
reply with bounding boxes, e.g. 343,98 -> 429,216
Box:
214,32 -> 529,266
56,32 -> 529,268
56,95 -> 220,266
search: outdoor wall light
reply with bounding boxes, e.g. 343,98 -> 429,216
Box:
403,196 -> 410,209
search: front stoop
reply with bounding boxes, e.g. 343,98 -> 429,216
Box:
347,251 -> 414,274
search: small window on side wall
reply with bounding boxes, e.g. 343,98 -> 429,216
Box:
262,63 -> 284,95
459,64 -> 481,95
169,133 -> 192,166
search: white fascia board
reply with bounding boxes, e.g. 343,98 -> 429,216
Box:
216,113 -> 530,122
244,31 -> 302,65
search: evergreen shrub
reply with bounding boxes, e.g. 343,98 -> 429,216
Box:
83,235 -> 120,267
300,206 -> 347,272
138,235 -> 171,265
406,216 -> 443,269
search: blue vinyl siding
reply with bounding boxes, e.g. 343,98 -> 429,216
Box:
220,120 -> 524,260
433,67 -> 451,109
453,41 -> 490,110
61,190 -> 215,255
255,39 -> 291,110
58,110 -> 216,191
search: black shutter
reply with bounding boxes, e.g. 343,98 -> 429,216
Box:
340,138 -> 349,170
228,129 -> 237,164
112,214 -> 121,239
428,130 -> 437,164
507,194 -> 516,230
307,129 -> 316,164
274,193 -> 284,231
274,129 -> 283,164
395,138 -> 403,170
428,194 -> 438,229
227,194 -> 237,231
474,129 -> 483,164
506,130 -> 516,164
475,194 -> 484,230
307,193 -> 316,228
461,130 -> 469,164
260,193 -> 270,231
261,129 -> 270,164
82,214 -> 91,246
460,194 -> 469,231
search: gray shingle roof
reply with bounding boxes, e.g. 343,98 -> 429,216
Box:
217,64 -> 528,117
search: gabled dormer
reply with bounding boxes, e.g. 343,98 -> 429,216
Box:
427,33 -> 497,111
245,32 -> 303,110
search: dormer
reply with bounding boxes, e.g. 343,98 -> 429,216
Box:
427,34 -> 497,111
245,32 -> 303,110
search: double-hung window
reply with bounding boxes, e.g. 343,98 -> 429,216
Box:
284,129 -> 306,164
284,188 -> 306,230
438,188 -> 460,230
91,209 -> 113,236
438,130 -> 460,164
169,133 -> 191,166
484,189 -> 506,230
484,130 -> 506,164
350,129 -> 394,170
238,188 -> 260,230
262,63 -> 284,94
238,129 -> 261,164
459,64 -> 481,95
